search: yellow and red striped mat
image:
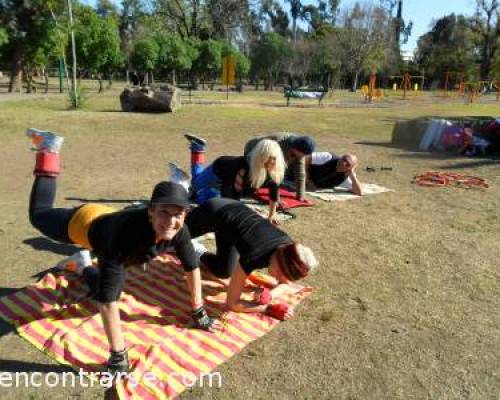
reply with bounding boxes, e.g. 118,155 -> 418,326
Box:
0,258 -> 312,399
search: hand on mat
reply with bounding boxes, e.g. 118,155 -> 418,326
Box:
192,306 -> 220,332
268,215 -> 280,225
266,303 -> 294,320
254,287 -> 272,305
234,169 -> 245,192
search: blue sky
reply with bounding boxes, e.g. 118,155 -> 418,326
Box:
82,0 -> 477,51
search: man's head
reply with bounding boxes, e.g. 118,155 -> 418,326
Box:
337,154 -> 358,173
268,243 -> 319,283
287,136 -> 315,161
148,181 -> 190,241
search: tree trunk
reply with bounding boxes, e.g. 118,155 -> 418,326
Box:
293,18 -> 297,46
352,71 -> 360,92
25,68 -> 33,94
191,0 -> 199,37
172,70 -> 176,86
44,69 -> 49,93
107,73 -> 113,89
8,55 -> 23,93
98,74 -> 103,93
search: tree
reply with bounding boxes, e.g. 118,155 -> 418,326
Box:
286,0 -> 302,45
74,5 -> 123,92
156,33 -> 194,84
207,0 -> 251,41
308,29 -> 342,88
27,22 -> 68,93
380,0 -> 413,65
96,0 -> 119,18
337,2 -> 391,90
416,14 -> 477,85
234,51 -> 250,82
0,0 -> 66,92
328,0 -> 341,26
301,1 -> 334,33
154,0 -> 207,39
470,0 -> 500,79
192,39 -> 222,87
131,37 -> 159,84
261,0 -> 290,37
250,32 -> 293,90
0,28 -> 8,49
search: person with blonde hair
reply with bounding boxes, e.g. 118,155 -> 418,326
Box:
243,133 -> 315,198
187,136 -> 286,224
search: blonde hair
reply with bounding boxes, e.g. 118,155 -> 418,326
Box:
296,243 -> 319,274
248,139 -> 285,189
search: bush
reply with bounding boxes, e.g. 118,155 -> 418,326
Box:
67,86 -> 88,109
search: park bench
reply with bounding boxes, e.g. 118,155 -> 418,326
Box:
284,87 -> 328,106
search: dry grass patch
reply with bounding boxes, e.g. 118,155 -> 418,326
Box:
0,88 -> 499,399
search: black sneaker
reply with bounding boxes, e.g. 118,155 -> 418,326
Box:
105,349 -> 130,374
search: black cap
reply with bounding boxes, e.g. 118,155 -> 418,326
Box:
289,136 -> 315,155
150,181 -> 190,208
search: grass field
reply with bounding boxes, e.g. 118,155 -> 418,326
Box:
0,85 -> 499,399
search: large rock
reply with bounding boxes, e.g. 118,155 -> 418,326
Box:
120,85 -> 181,113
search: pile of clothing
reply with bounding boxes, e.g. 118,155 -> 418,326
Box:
418,118 -> 500,157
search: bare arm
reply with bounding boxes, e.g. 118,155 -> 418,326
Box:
349,171 -> 363,196
268,200 -> 279,224
226,264 -> 268,314
98,301 -> 125,351
184,268 -> 204,309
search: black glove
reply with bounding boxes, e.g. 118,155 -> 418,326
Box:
192,306 -> 215,331
106,348 -> 130,375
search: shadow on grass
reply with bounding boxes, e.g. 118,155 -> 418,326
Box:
65,197 -> 144,204
436,159 -> 500,170
0,288 -> 18,337
23,237 -> 79,257
0,359 -> 74,373
355,140 -> 400,148
0,357 -> 119,398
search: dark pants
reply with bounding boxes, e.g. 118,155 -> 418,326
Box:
186,198 -> 239,279
29,176 -> 75,244
29,176 -> 119,302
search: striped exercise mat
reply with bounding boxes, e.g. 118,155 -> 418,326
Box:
0,255 -> 312,399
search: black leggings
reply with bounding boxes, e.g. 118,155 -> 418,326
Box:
186,198 -> 240,279
29,176 -> 76,244
29,176 -> 103,297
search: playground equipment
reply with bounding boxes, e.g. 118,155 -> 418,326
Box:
391,72 -> 425,99
361,72 -> 384,103
443,71 -> 497,103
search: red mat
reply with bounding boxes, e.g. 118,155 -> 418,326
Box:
253,188 -> 314,210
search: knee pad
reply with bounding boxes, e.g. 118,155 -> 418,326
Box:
34,151 -> 60,176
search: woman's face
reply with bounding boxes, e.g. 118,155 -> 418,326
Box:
264,156 -> 276,171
